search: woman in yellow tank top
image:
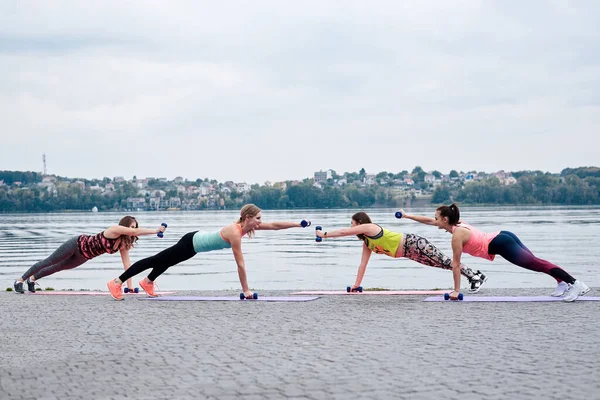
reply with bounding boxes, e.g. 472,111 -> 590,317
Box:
315,211 -> 487,292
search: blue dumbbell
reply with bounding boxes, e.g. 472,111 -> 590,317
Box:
315,226 -> 322,242
123,287 -> 140,294
347,286 -> 363,293
239,292 -> 258,300
157,222 -> 168,238
444,292 -> 464,301
301,220 -> 311,227
395,211 -> 403,219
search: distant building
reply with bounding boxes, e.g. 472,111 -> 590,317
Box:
126,197 -> 146,210
168,197 -> 182,208
314,170 -> 333,183
236,183 -> 250,193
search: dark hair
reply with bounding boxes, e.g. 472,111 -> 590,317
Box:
436,203 -> 460,225
118,216 -> 139,250
352,211 -> 372,240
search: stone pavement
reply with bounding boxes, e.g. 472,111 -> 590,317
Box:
1,288 -> 599,400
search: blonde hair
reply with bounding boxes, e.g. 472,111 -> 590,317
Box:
237,204 -> 261,238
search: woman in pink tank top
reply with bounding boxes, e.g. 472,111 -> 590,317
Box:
399,204 -> 589,302
13,216 -> 166,294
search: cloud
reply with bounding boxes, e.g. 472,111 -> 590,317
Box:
1,0 -> 599,183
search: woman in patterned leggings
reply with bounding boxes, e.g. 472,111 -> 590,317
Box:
315,211 -> 487,292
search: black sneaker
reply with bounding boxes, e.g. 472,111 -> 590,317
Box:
14,280 -> 24,294
26,278 -> 36,293
469,271 -> 488,293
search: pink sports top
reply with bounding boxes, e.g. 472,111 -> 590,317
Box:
77,232 -> 119,259
451,222 -> 499,261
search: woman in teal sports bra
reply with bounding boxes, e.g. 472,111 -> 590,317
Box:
107,204 -> 310,300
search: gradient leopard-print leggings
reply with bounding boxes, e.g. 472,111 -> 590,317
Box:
403,233 -> 476,280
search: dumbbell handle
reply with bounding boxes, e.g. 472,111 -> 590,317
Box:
315,226 -> 322,243
157,222 -> 168,238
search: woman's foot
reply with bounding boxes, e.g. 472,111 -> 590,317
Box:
26,278 -> 37,293
107,280 -> 124,300
563,280 -> 590,302
13,280 -> 24,294
139,279 -> 158,297
550,281 -> 569,297
469,271 -> 488,293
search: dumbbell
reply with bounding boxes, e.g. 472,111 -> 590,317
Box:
157,222 -> 168,238
444,292 -> 464,301
347,286 -> 363,293
239,292 -> 258,300
301,220 -> 311,227
395,211 -> 403,218
124,287 -> 139,294
315,226 -> 323,242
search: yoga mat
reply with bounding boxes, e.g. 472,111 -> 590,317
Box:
423,296 -> 600,302
291,290 -> 448,295
26,291 -> 176,296
138,296 -> 319,302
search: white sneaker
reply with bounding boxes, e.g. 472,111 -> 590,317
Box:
562,280 -> 590,302
550,281 -> 569,297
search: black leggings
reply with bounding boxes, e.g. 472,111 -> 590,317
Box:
119,231 -> 197,282
488,231 -> 575,284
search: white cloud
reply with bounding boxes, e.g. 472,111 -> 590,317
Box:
1,0 -> 599,183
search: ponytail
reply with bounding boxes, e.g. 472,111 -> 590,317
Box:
436,203 -> 460,225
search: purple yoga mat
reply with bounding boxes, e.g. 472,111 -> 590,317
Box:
424,296 -> 600,302
138,296 -> 319,302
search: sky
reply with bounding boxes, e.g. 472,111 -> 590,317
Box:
1,0 -> 599,184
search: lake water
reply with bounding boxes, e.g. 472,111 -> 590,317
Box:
0,206 -> 598,291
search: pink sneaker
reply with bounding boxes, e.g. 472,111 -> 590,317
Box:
139,279 -> 158,297
107,280 -> 123,300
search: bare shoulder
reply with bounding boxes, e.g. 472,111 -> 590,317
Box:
221,223 -> 241,241
452,226 -> 470,240
363,223 -> 382,235
220,223 -> 235,235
